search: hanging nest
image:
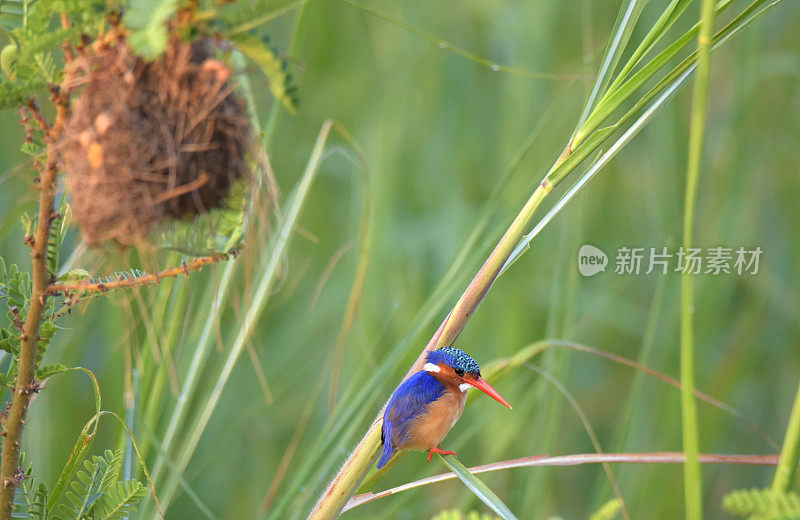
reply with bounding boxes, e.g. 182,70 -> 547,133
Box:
61,33 -> 253,245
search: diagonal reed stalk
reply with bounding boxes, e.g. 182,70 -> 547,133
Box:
305,156 -> 558,520
680,0 -> 717,519
305,1 -> 784,518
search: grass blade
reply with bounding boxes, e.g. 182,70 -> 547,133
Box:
574,0 -> 739,148
524,363 -> 628,519
500,65 -> 695,275
437,454 -> 519,520
575,0 -> 646,129
771,381 -> 800,493
680,0 -> 718,518
154,120 -> 338,512
601,0 -> 698,105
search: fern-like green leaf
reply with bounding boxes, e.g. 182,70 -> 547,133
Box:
158,176 -> 250,254
12,452 -> 34,517
98,450 -> 123,492
15,26 -> 77,60
20,140 -> 45,158
56,268 -> 90,284
94,479 -> 146,520
36,363 -> 68,381
0,257 -> 33,356
0,77 -> 45,109
3,0 -> 108,86
36,319 -> 56,362
230,33 -> 297,113
46,197 -> 69,277
723,488 -> 800,519
12,453 -> 49,520
55,450 -> 122,520
1,43 -> 17,79
125,0 -> 181,59
30,482 -> 48,519
213,0 -> 270,32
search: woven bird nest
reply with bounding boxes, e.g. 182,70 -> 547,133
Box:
62,35 -> 252,245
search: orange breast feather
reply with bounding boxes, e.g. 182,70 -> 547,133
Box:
404,389 -> 466,451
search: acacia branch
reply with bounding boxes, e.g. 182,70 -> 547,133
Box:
47,253 -> 236,296
0,86 -> 68,519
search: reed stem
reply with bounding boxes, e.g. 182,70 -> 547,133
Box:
680,0 -> 717,519
306,160 -> 559,520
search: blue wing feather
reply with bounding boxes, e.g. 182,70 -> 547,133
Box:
378,371 -> 445,469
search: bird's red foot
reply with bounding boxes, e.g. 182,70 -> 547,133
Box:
427,446 -> 457,462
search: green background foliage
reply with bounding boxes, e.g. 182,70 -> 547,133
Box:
1,0 -> 799,519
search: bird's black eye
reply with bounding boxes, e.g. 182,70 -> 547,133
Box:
454,368 -> 465,377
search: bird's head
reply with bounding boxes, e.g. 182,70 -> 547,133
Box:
424,347 -> 512,409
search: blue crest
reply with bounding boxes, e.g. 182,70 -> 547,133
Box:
427,346 -> 481,375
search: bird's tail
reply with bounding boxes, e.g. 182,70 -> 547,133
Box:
376,423 -> 394,469
376,443 -> 394,469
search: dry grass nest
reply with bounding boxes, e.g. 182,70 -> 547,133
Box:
61,34 -> 253,245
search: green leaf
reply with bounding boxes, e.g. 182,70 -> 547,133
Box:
437,454 -> 519,520
12,452 -> 40,518
0,77 -> 45,109
30,482 -> 48,519
158,177 -> 250,254
214,0 -> 271,32
94,479 -> 146,520
575,0 -> 646,129
57,269 -> 91,283
1,43 -> 17,79
54,449 -> 122,520
37,319 -> 57,361
724,488 -> 800,518
573,0 -> 740,148
47,368 -> 102,515
589,499 -> 622,520
21,140 -> 45,157
230,33 -> 297,113
601,0 -> 695,101
125,0 -> 181,59
45,197 -> 70,276
37,363 -> 69,380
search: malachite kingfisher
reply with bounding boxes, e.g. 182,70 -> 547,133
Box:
377,346 -> 512,469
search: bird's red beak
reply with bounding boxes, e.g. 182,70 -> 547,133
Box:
466,376 -> 512,409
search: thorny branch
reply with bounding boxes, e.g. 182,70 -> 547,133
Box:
47,253 -> 236,296
0,83 -> 69,519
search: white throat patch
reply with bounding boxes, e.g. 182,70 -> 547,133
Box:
423,362 -> 441,373
459,383 -> 472,393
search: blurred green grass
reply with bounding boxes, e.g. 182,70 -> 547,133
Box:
2,0 -> 800,518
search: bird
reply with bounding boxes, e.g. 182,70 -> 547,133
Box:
377,346 -> 512,469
